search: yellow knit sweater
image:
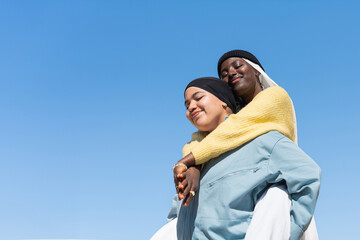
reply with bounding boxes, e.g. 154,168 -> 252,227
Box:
182,86 -> 296,165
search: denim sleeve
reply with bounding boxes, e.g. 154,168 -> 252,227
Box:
269,137 -> 321,240
167,194 -> 182,222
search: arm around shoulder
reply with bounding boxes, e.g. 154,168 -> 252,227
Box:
191,86 -> 296,165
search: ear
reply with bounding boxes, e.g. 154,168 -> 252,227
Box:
254,69 -> 260,78
222,102 -> 228,109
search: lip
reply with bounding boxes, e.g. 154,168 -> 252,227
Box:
230,74 -> 242,84
191,111 -> 202,119
231,77 -> 241,85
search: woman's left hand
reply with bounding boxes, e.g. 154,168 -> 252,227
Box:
173,153 -> 195,195
177,166 -> 201,206
173,165 -> 187,195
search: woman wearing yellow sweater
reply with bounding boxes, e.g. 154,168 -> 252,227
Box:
174,50 -> 297,204
173,50 -> 320,239
152,75 -> 320,240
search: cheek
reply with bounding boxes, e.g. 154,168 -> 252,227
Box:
186,111 -> 193,123
197,106 -> 223,132
244,67 -> 257,82
197,97 -> 211,110
201,103 -> 220,121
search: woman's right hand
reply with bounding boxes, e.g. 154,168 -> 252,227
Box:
173,164 -> 187,194
177,166 -> 200,207
173,152 -> 196,195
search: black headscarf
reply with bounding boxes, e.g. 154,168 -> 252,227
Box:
185,77 -> 239,113
217,50 -> 265,77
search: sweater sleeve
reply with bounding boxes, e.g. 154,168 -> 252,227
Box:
191,86 -> 296,165
182,131 -> 207,157
269,137 -> 321,240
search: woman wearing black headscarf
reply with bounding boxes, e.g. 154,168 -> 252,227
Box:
152,72 -> 320,239
151,77 -> 239,240
172,51 -> 320,240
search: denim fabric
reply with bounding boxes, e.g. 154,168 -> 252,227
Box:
175,131 -> 320,240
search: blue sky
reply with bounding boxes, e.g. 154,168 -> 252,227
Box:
0,1 -> 359,239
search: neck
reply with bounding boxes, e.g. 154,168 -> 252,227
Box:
242,85 -> 262,105
203,113 -> 229,133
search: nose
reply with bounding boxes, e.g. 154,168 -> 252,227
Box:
188,100 -> 197,112
228,66 -> 237,79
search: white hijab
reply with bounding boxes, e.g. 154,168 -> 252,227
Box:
243,59 -> 298,144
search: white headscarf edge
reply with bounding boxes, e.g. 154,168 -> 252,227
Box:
243,59 -> 298,144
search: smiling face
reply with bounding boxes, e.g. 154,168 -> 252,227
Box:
220,57 -> 262,104
184,86 -> 232,132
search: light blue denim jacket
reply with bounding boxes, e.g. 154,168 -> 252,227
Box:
168,131 -> 321,240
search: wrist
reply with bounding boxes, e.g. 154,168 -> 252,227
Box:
178,153 -> 196,167
172,162 -> 188,172
194,165 -> 201,170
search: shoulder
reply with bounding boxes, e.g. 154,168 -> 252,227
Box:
224,131 -> 287,157
264,86 -> 288,95
268,132 -> 313,165
191,131 -> 208,141
254,131 -> 287,150
257,86 -> 291,102
268,132 -> 321,174
247,86 -> 292,112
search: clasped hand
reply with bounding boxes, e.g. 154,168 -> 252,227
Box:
173,165 -> 200,207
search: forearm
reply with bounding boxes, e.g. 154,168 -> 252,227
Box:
192,86 -> 295,165
180,132 -> 205,167
178,153 -> 195,167
289,174 -> 321,240
270,137 -> 321,240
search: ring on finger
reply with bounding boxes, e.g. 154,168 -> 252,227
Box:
190,190 -> 196,197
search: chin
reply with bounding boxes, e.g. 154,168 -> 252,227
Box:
195,123 -> 211,132
195,125 -> 208,132
196,124 -> 215,132
233,83 -> 250,96
233,88 -> 245,97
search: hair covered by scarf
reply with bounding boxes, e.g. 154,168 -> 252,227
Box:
185,77 -> 239,114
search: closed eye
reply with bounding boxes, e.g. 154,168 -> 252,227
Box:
195,96 -> 203,101
184,91 -> 205,109
221,72 -> 228,79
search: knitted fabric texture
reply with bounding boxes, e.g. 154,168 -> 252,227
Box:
182,86 -> 295,164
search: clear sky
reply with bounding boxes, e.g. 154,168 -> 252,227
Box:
0,1 -> 359,239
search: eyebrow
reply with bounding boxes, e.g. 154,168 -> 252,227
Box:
184,90 -> 205,106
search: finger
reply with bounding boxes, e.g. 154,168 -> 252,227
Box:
178,179 -> 188,191
174,177 -> 179,193
182,194 -> 190,207
184,189 -> 195,206
181,181 -> 192,201
174,171 -> 179,184
178,179 -> 188,200
177,173 -> 185,181
174,166 -> 187,176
